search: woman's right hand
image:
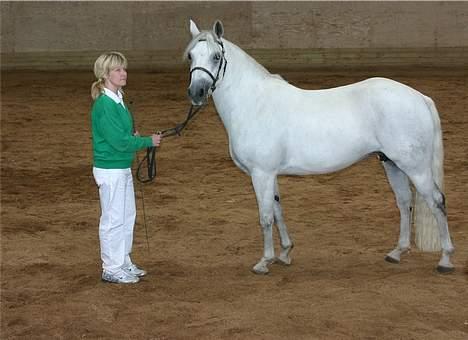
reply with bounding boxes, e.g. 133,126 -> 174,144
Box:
151,133 -> 162,147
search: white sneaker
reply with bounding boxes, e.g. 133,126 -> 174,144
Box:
124,263 -> 147,277
102,269 -> 139,284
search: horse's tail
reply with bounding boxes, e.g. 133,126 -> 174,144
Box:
414,96 -> 443,251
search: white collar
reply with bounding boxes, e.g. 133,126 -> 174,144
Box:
103,87 -> 125,107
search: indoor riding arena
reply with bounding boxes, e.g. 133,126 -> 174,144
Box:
2,2 -> 468,339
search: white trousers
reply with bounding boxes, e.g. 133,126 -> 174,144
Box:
93,167 -> 136,274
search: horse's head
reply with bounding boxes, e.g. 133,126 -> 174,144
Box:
185,20 -> 227,106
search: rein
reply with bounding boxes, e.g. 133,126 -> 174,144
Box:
131,103 -> 204,254
130,32 -> 226,251
135,103 -> 205,183
136,38 -> 227,184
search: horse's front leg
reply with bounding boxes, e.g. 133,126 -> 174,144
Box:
251,170 -> 276,274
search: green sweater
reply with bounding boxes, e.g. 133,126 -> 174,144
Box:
91,94 -> 153,169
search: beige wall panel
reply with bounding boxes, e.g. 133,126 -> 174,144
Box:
1,2 -> 16,53
8,2 -> 134,52
251,2 -> 468,49
252,2 -> 375,49
129,2 -> 253,52
433,3 -> 468,47
369,2 -> 438,48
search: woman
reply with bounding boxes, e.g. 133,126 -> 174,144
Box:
90,51 -> 162,284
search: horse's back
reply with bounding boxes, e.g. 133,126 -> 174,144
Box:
227,73 -> 437,175
263,77 -> 436,174
274,76 -> 434,130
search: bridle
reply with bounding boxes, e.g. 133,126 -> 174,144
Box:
189,38 -> 228,94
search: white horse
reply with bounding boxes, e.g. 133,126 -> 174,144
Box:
185,20 -> 454,274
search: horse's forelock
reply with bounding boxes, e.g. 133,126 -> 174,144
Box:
183,31 -> 219,61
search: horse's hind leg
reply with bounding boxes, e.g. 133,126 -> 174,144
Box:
409,172 -> 454,272
251,170 -> 276,274
382,161 -> 413,264
273,179 -> 293,265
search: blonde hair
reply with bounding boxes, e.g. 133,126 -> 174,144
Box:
91,51 -> 128,100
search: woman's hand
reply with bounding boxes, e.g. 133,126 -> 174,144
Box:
151,133 -> 162,147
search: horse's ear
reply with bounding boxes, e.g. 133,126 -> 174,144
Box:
213,20 -> 224,39
190,19 -> 200,37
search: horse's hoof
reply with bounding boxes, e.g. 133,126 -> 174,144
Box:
251,263 -> 270,275
385,255 -> 400,264
436,265 -> 454,274
251,267 -> 269,275
276,255 -> 291,266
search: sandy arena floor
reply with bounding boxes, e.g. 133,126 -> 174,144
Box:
1,69 -> 468,339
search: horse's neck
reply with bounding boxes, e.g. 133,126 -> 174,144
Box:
212,41 -> 270,129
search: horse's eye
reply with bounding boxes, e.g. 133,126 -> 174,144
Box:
213,53 -> 221,61
188,53 -> 192,61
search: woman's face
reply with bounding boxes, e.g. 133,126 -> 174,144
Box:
105,66 -> 127,92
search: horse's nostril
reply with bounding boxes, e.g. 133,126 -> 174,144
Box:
199,88 -> 205,97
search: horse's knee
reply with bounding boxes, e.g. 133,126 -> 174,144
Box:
259,213 -> 274,228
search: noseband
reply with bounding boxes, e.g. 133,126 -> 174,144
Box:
189,39 -> 228,93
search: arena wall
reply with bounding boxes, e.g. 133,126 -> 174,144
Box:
1,1 -> 467,70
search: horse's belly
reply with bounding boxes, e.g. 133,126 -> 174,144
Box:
279,156 -> 362,175
229,138 -> 374,176
279,139 -> 376,175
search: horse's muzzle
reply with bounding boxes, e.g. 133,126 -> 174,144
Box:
188,80 -> 211,106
